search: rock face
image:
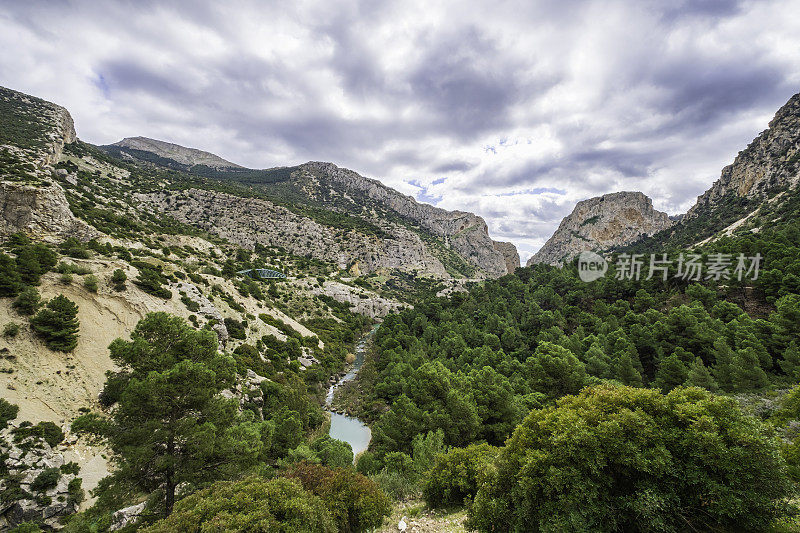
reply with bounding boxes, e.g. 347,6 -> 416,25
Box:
0,180 -> 100,243
139,188 -> 453,277
112,136 -> 242,169
308,280 -> 408,319
0,425 -> 82,531
528,192 -> 674,266
302,162 -> 513,278
687,92 -> 800,218
493,241 -> 520,274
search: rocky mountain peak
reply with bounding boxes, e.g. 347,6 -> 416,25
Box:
112,136 -> 242,169
527,191 -> 674,266
687,92 -> 800,218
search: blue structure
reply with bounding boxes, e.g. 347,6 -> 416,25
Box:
237,268 -> 287,279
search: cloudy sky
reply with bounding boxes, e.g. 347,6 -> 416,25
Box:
2,0 -> 799,261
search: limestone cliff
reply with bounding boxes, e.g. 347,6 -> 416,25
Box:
687,92 -> 800,218
528,191 -> 674,266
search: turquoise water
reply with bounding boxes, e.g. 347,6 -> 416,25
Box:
326,326 -> 377,459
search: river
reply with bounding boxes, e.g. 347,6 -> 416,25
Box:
325,325 -> 378,460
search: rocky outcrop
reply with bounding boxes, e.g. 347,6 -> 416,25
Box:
493,241 -> 520,274
111,137 -> 242,169
309,280 -> 408,319
302,162 -> 514,277
687,92 -> 800,218
0,426 -> 82,531
0,180 -> 100,243
139,188 -> 452,277
528,192 -> 674,266
108,502 -> 146,532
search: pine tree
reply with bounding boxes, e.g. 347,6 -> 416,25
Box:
732,347 -> 770,392
614,353 -> 643,387
73,313 -> 264,516
686,357 -> 719,392
780,342 -> 800,381
712,340 -> 736,392
0,253 -> 21,297
30,295 -> 79,352
653,354 -> 689,392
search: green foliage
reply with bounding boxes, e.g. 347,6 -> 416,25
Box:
423,443 -> 498,508
80,313 -> 265,516
15,244 -> 57,285
141,476 -> 336,533
283,462 -> 391,533
132,263 -> 172,299
469,385 -> 793,532
0,398 -> 19,429
30,294 -> 80,352
13,421 -> 64,447
111,268 -> 127,291
59,237 -> 91,259
0,253 -> 22,296
310,435 -> 354,468
83,274 -> 98,293
30,467 -> 60,493
223,317 -> 246,340
12,286 -> 40,315
526,341 -> 587,397
3,322 -> 19,337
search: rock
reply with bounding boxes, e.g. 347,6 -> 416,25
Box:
109,501 -> 146,531
687,92 -> 800,218
112,137 -> 242,169
528,191 -> 674,266
0,180 -> 101,243
310,280 -> 408,319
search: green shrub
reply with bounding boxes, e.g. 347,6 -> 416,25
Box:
423,443 -> 497,508
30,295 -> 80,352
12,286 -> 40,315
141,476 -> 335,533
0,398 -> 18,429
30,467 -> 60,493
83,274 -> 98,293
469,385 -> 794,532
110,268 -> 127,291
283,462 -> 391,532
3,322 -> 20,337
13,421 -> 65,448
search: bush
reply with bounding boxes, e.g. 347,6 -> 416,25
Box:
13,421 -> 65,447
133,264 -> 171,299
0,253 -> 22,296
423,443 -> 497,508
283,462 -> 391,532
0,398 -> 19,429
3,322 -> 19,337
310,435 -> 354,468
59,237 -> 91,259
469,385 -> 794,532
12,286 -> 40,315
110,268 -> 127,291
83,274 -> 98,293
141,476 -> 335,533
224,317 -> 246,340
30,467 -> 60,493
30,295 -> 80,352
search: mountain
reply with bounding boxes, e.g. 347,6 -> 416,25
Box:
527,191 -> 673,265
111,136 -> 243,169
102,140 -> 517,279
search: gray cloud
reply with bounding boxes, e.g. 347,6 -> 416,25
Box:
0,0 -> 799,262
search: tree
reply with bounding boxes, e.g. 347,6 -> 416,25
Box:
525,341 -> 586,398
0,398 -> 18,429
614,352 -> 643,387
83,274 -> 98,293
423,443 -> 497,508
141,476 -> 335,533
652,353 -> 689,392
15,244 -> 57,285
780,341 -> 800,381
30,295 -> 79,352
310,435 -> 354,468
686,357 -> 719,391
72,313 -> 264,516
0,253 -> 22,296
283,462 -> 391,532
470,385 -> 793,532
12,286 -> 40,315
731,347 -> 769,392
111,269 -> 127,291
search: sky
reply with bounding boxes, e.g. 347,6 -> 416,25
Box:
1,0 -> 799,262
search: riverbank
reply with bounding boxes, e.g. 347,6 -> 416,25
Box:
329,326 -> 385,422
